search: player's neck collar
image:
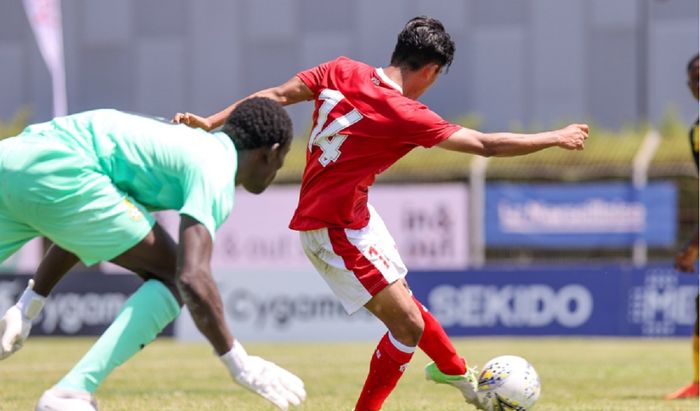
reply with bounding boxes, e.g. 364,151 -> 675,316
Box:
376,67 -> 403,94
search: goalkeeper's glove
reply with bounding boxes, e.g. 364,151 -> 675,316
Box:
0,279 -> 45,360
220,340 -> 306,410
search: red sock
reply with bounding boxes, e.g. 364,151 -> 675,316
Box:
354,333 -> 415,411
413,295 -> 467,375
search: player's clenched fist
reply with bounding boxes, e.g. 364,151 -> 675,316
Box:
556,124 -> 589,151
0,280 -> 45,360
220,340 -> 306,410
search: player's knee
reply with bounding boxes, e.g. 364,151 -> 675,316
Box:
391,310 -> 424,346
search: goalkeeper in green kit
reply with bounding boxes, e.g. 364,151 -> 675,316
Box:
0,98 -> 306,410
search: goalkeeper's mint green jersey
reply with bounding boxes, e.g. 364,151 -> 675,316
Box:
8,109 -> 237,240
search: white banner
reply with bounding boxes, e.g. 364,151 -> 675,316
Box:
145,184 -> 470,271
23,0 -> 67,116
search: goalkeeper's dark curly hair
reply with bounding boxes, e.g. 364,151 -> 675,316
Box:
391,16 -> 455,72
222,97 -> 293,150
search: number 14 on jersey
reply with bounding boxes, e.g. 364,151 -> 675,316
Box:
308,89 -> 363,167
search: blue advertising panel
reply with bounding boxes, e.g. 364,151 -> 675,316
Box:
408,263 -> 697,337
0,272 -> 175,336
485,182 -> 676,247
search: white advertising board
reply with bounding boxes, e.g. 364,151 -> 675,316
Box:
369,184 -> 470,269
175,267 -> 385,342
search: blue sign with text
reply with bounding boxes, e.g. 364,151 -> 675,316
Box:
409,263 -> 697,337
0,272 -> 175,336
485,182 -> 676,247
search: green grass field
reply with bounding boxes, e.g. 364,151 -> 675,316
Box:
0,337 -> 697,411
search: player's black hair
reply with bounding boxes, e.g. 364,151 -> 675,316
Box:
390,16 -> 455,72
222,97 -> 293,150
687,54 -> 699,72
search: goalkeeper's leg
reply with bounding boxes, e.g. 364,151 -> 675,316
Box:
38,224 -> 182,410
37,279 -> 181,410
55,279 -> 181,392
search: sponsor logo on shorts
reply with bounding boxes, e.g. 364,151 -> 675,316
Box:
123,199 -> 143,221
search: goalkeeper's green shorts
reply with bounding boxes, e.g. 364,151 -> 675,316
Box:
0,136 -> 155,267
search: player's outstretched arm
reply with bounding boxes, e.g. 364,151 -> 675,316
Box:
175,215 -> 231,353
437,123 -> 589,157
176,216 -> 306,410
173,76 -> 313,131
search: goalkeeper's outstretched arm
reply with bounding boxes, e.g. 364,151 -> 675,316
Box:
175,215 -> 231,354
175,215 -> 306,410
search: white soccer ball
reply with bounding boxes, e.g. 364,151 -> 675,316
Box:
476,355 -> 541,411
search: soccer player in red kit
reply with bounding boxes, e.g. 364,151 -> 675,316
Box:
175,16 -> 589,411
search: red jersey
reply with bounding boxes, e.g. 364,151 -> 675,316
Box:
289,56 -> 460,231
